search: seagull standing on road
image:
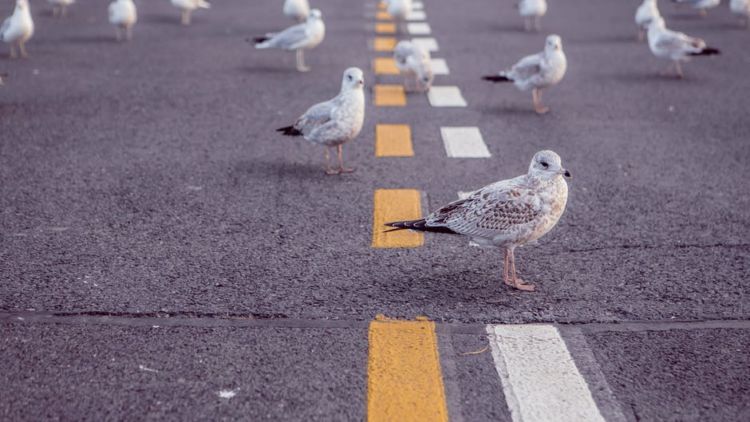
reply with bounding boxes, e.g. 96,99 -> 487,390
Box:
108,0 -> 137,41
171,0 -> 210,26
254,9 -> 325,72
386,150 -> 571,292
385,0 -> 412,20
671,0 -> 720,16
647,16 -> 720,78
276,68 -> 365,175
482,35 -> 567,114
1,0 -> 34,59
283,0 -> 309,22
730,0 -> 750,27
393,40 -> 433,92
517,0 -> 547,31
636,0 -> 661,42
48,0 -> 75,18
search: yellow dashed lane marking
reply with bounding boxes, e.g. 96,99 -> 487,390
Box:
377,1 -> 387,10
373,57 -> 400,75
376,124 -> 413,157
375,22 -> 397,34
373,37 -> 397,52
367,316 -> 449,422
374,85 -> 406,107
371,189 -> 423,248
376,10 -> 391,20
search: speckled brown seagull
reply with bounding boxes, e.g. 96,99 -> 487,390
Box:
385,150 -> 571,291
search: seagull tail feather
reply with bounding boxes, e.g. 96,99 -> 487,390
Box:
690,47 -> 720,56
481,74 -> 512,83
277,125 -> 302,136
252,36 -> 271,48
384,219 -> 458,234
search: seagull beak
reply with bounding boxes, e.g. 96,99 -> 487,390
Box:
562,169 -> 572,179
358,79 -> 365,86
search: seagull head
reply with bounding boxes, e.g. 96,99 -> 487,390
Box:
341,67 -> 365,91
529,150 -> 571,180
544,35 -> 563,54
308,9 -> 322,21
16,0 -> 29,9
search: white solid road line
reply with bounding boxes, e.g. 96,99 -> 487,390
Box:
430,58 -> 450,75
441,127 -> 490,158
412,37 -> 439,52
429,86 -> 468,107
412,1 -> 424,10
487,325 -> 607,422
407,10 -> 427,21
407,22 -> 432,35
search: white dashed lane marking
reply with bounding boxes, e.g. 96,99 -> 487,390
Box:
407,22 -> 432,35
441,127 -> 490,158
430,58 -> 450,75
412,37 -> 439,52
428,86 -> 468,107
407,10 -> 427,21
487,325 -> 607,422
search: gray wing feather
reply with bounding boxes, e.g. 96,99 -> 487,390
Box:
294,100 -> 334,135
0,17 -> 11,40
265,24 -> 308,49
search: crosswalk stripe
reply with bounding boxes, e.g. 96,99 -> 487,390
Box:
411,37 -> 439,52
431,58 -> 450,75
441,127 -> 491,158
376,124 -> 414,157
374,84 -> 407,107
376,10 -> 391,20
487,325 -> 607,422
407,10 -> 427,21
371,189 -> 423,248
367,316 -> 449,422
372,57 -> 400,75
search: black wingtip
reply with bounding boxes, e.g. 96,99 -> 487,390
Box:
482,75 -> 511,83
251,36 -> 269,44
276,125 -> 302,136
384,219 -> 458,235
691,47 -> 720,56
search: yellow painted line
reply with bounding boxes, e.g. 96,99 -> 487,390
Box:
376,10 -> 391,20
375,22 -> 397,34
371,189 -> 423,248
376,124 -> 413,157
373,57 -> 400,75
373,37 -> 397,52
377,1 -> 387,10
367,315 -> 449,421
374,84 -> 406,107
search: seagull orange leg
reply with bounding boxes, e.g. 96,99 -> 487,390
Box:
336,144 -> 355,174
324,147 -> 337,175
503,249 -> 513,286
532,88 -> 549,115
509,248 -> 536,292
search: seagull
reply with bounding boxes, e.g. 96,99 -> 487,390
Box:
276,67 -> 365,175
635,0 -> 661,42
0,0 -> 34,59
386,150 -> 571,292
108,0 -> 137,41
730,0 -> 750,28
171,0 -> 210,26
253,9 -> 325,72
393,40 -> 433,92
48,0 -> 75,18
283,0 -> 309,22
482,34 -> 567,114
517,0 -> 547,31
385,0 -> 412,20
670,0 -> 720,16
647,16 -> 720,78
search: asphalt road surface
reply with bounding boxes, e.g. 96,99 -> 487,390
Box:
1,0 -> 748,420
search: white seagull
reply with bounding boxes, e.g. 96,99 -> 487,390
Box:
276,67 -> 365,175
171,0 -> 210,26
385,0 -> 412,21
671,0 -> 720,16
48,0 -> 75,18
1,0 -> 34,59
730,0 -> 750,28
635,0 -> 661,42
108,0 -> 137,41
482,34 -> 567,114
283,0 -> 309,22
393,40 -> 433,92
647,16 -> 720,78
517,0 -> 547,31
253,9 -> 325,72
386,150 -> 571,292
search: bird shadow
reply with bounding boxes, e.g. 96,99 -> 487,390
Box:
234,158 -> 329,181
481,104 -> 543,117
611,71 -> 689,84
61,34 -> 116,45
141,15 -> 180,25
239,64 -> 300,75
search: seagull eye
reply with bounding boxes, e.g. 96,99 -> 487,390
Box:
540,161 -> 549,169
347,75 -> 353,81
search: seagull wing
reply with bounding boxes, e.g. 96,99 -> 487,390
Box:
294,99 -> 334,135
654,29 -> 705,56
506,53 -> 542,81
425,178 -> 543,238
0,16 -> 11,40
264,23 -> 308,49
